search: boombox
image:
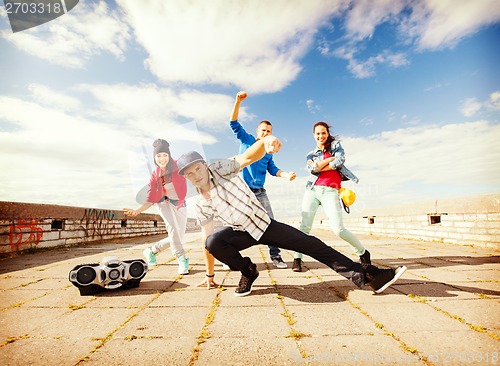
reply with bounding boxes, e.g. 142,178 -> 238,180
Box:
69,256 -> 148,295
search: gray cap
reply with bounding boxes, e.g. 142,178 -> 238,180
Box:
177,151 -> 206,175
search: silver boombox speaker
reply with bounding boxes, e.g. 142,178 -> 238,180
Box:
69,256 -> 148,295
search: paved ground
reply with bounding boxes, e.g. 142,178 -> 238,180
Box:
0,228 -> 499,366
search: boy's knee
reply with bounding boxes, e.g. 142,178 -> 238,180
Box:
205,232 -> 220,253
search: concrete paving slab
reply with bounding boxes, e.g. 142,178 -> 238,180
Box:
299,334 -> 428,365
195,337 -> 298,366
0,336 -> 99,366
393,330 -> 499,364
406,267 -> 482,282
0,307 -> 69,339
279,285 -> 344,305
0,230 -> 498,365
334,286 -> 414,304
430,298 -> 500,331
450,280 -> 500,297
394,281 -> 484,300
209,306 -> 291,339
83,337 -> 195,365
151,287 -> 218,307
19,277 -> 69,291
85,291 -> 158,309
114,307 -> 209,339
218,285 -> 281,307
360,299 -> 473,332
0,275 -> 46,290
22,288 -> 90,308
30,307 -> 138,340
1,288 -> 49,309
287,302 -> 386,336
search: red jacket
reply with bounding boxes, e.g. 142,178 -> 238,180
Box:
146,160 -> 187,209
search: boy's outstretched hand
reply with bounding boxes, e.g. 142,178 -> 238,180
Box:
262,135 -> 282,154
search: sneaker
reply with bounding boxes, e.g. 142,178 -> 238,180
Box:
177,255 -> 189,275
143,247 -> 157,266
359,250 -> 371,266
234,263 -> 259,297
272,256 -> 287,269
292,258 -> 302,272
366,265 -> 407,294
222,263 -> 231,271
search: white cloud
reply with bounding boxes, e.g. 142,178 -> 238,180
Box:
359,117 -> 374,126
488,91 -> 500,112
306,99 -> 320,114
1,1 -> 130,68
403,0 -> 500,51
335,48 -> 409,79
0,83 -> 230,209
424,83 -> 450,92
78,83 -> 244,135
344,0 -> 406,42
0,95 -> 132,167
28,84 -> 81,111
460,98 -> 483,117
459,91 -> 500,117
324,0 -> 500,78
0,92 -> 137,209
341,120 -> 500,207
117,0 -> 345,93
238,121 -> 500,218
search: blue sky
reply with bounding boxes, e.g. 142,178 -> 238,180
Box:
1,0 -> 499,218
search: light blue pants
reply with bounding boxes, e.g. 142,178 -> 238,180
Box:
151,200 -> 187,258
295,186 -> 365,258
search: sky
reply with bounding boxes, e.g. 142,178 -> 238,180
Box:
1,0 -> 499,219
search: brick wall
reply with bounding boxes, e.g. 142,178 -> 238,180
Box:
0,201 -> 200,255
313,194 -> 500,249
336,213 -> 500,248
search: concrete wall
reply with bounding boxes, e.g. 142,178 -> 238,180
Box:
0,201 -> 200,255
314,194 -> 500,249
2,194 -> 499,254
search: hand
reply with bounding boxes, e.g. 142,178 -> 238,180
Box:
236,91 -> 247,102
283,171 -> 296,181
123,208 -> 138,217
262,135 -> 282,154
196,276 -> 219,290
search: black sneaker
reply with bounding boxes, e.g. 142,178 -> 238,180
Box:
234,264 -> 259,297
359,250 -> 371,266
292,258 -> 302,272
365,265 -> 407,293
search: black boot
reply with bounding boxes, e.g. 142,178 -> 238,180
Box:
363,264 -> 407,294
359,250 -> 371,266
292,258 -> 302,272
235,263 -> 259,297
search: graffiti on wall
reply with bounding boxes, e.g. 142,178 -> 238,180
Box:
79,208 -> 117,238
9,219 -> 44,251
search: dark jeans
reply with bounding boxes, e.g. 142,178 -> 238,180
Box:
205,219 -> 365,287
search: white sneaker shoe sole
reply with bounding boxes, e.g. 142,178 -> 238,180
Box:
374,265 -> 407,294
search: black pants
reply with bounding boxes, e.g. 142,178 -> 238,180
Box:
205,219 -> 365,288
